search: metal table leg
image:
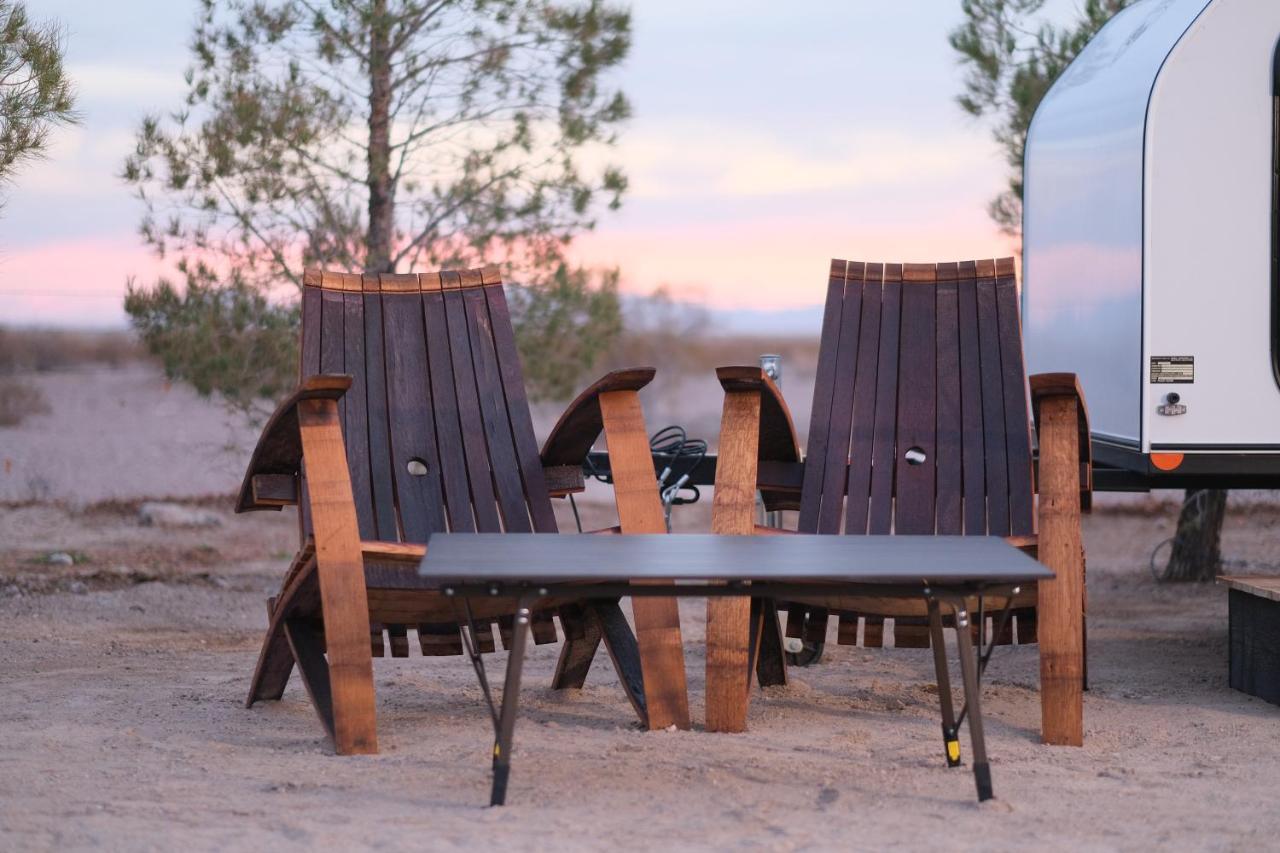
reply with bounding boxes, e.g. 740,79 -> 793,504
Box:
952,602 -> 993,801
926,596 -> 962,768
490,597 -> 535,806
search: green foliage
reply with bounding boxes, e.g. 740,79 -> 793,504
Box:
124,263 -> 299,416
509,263 -> 621,400
950,0 -> 1132,235
0,1 -> 76,190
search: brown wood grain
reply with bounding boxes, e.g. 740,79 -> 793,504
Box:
297,397 -> 378,755
599,388 -> 690,731
706,389 -> 760,733
1036,395 -> 1084,746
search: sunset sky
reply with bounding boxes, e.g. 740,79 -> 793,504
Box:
1,1 -> 1025,329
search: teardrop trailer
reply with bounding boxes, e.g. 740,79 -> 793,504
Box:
1023,0 -> 1280,705
1023,0 -> 1280,489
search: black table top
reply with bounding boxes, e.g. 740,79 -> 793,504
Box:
417,533 -> 1051,588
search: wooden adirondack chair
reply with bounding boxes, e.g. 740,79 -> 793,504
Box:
705,258 -> 1090,747
237,266 -> 690,754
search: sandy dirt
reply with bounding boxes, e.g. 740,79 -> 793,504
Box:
3,364 -> 1280,851
2,495 -> 1280,852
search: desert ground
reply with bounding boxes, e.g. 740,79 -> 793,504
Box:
3,360 -> 1280,851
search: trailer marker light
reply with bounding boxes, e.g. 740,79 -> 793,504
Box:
1150,453 -> 1185,472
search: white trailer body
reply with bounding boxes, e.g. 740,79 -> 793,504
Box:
1023,0 -> 1280,483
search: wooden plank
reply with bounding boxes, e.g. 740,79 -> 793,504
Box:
844,263 -> 884,534
441,272 -> 501,532
599,388 -> 690,731
342,286 -> 377,539
386,623 -> 410,657
462,287 -> 531,532
283,618 -> 335,740
706,389 -> 760,733
867,264 -> 903,534
975,261 -> 1010,536
817,262 -> 864,534
483,283 -> 559,533
320,287 -> 347,428
935,264 -> 963,535
753,598 -> 788,686
418,622 -> 464,656
837,613 -> 858,645
1228,589 -> 1280,705
995,267 -> 1035,536
381,289 -> 448,540
362,276 -> 399,541
864,616 -> 884,648
957,261 -> 986,535
421,284 -> 475,532
797,261 -> 850,532
894,265 -> 937,534
1220,576 -> 1280,603
1036,395 -> 1085,746
297,397 -> 378,754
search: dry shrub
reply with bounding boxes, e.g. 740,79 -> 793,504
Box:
0,378 -> 52,426
0,327 -> 145,374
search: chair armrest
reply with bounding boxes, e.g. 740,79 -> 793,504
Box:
1030,372 -> 1092,511
716,366 -> 802,511
540,368 -> 656,469
235,375 -> 352,512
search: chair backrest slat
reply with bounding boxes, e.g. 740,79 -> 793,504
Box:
843,262 -> 883,535
814,261 -> 864,535
462,283 -> 531,533
893,264 -> 938,535
975,261 -> 1010,535
796,263 -> 851,533
934,263 -> 963,535
996,262 -> 1036,536
483,282 -> 558,533
800,257 -> 1034,538
440,272 -> 502,532
341,279 -> 377,539
360,276 -> 400,540
381,277 -> 449,540
867,264 -> 903,535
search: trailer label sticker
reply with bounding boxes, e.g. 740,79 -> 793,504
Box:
1150,356 -> 1194,384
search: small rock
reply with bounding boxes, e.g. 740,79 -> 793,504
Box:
138,502 -> 222,529
3,584 -> 21,597
67,581 -> 88,595
664,724 -> 678,733
48,552 -> 75,566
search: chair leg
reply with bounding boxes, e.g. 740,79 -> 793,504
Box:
592,600 -> 649,727
706,595 -> 752,733
283,618 -> 335,740
552,603 -> 603,690
753,598 -> 789,687
953,604 -> 993,802
927,598 -> 962,768
246,615 -> 295,707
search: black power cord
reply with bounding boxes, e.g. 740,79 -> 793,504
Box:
571,424 -> 707,532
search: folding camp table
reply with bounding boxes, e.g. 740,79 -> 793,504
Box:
418,533 -> 1053,806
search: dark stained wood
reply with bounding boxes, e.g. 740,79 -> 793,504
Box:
956,261 -> 986,535
753,598 -> 788,687
483,280 -> 559,532
342,284 -> 376,539
251,473 -> 298,507
382,288 -> 448,539
418,622 -> 464,656
935,263 -> 963,534
463,286 -> 530,532
797,261 -> 850,532
844,262 -> 884,535
361,275 -> 399,540
817,262 -> 864,534
1228,586 -> 1280,706
442,272 -> 501,532
995,263 -> 1035,536
420,281 -> 475,533
894,264 -> 937,534
868,264 -> 903,535
975,260 -> 1010,536
320,285 -> 347,428
284,618 -> 335,740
